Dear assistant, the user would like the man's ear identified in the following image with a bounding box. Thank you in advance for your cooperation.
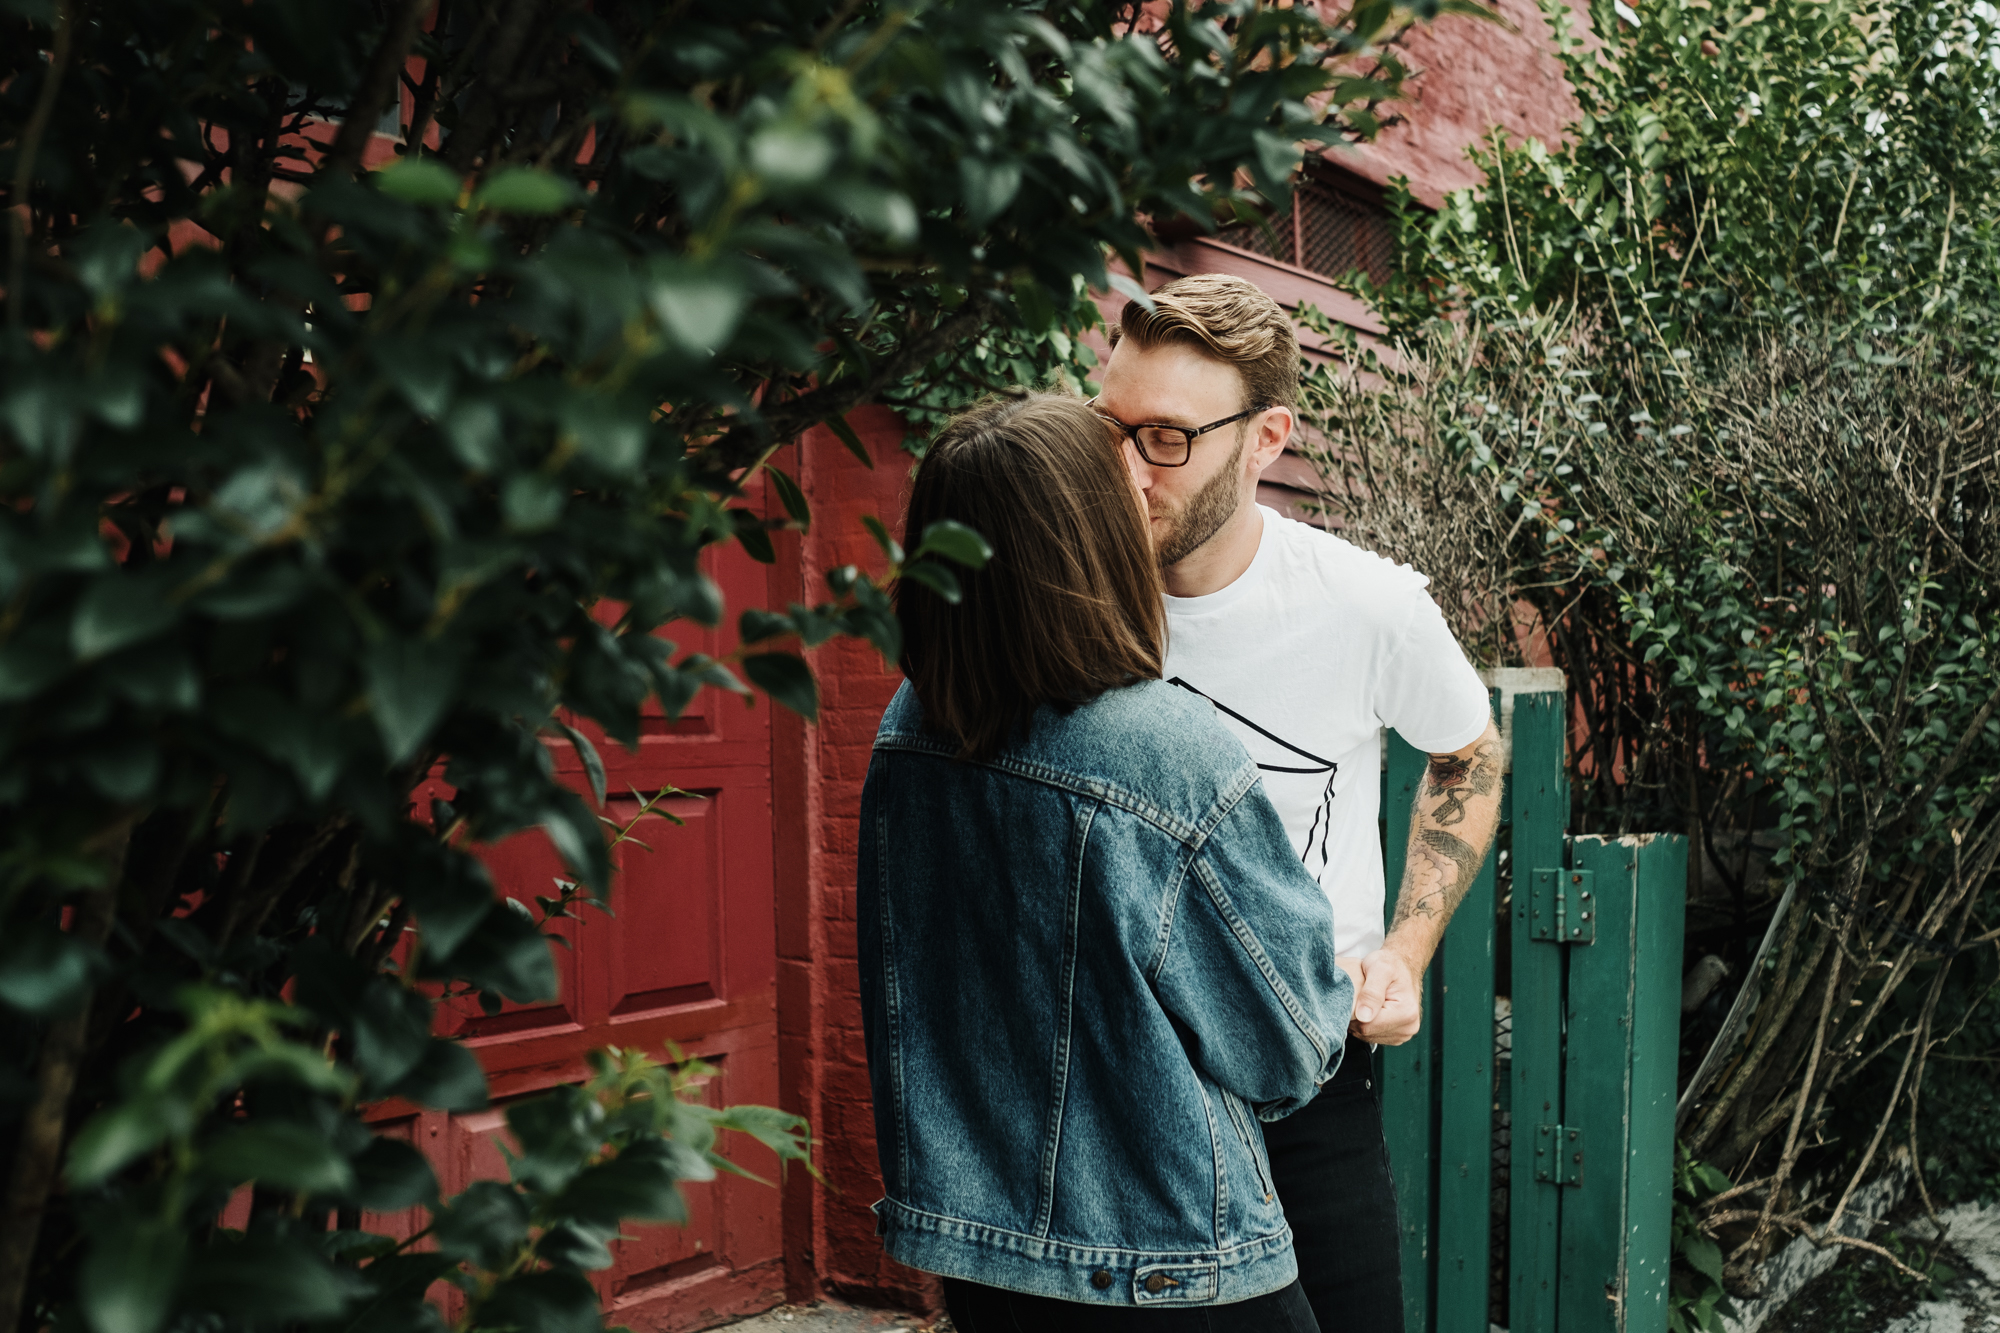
[1248,406,1293,471]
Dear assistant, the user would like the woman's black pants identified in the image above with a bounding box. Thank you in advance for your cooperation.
[1260,1035,1405,1333]
[941,1278,1318,1332]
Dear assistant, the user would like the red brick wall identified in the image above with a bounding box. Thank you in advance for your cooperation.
[771,408,938,1314]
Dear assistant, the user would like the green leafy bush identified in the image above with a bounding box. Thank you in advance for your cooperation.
[0,0,1453,1327]
[1301,0,2000,1299]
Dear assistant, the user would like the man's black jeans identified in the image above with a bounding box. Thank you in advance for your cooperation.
[941,1278,1319,1332]
[1261,1035,1405,1333]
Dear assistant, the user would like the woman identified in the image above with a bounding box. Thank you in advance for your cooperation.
[858,391,1354,1332]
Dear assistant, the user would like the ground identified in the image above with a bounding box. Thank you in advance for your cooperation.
[1759,1203,2000,1333]
[715,1301,946,1333]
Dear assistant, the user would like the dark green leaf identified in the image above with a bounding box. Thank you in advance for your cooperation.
[433,1180,530,1269]
[738,609,792,644]
[386,1039,490,1113]
[349,1135,441,1211]
[473,168,580,214]
[822,413,874,469]
[78,1217,185,1333]
[647,259,749,354]
[708,1103,814,1170]
[98,646,200,711]
[538,788,613,897]
[331,1254,456,1333]
[349,977,438,1090]
[366,638,464,764]
[548,1150,683,1229]
[860,515,903,564]
[474,1271,601,1333]
[502,473,566,531]
[436,898,558,1002]
[744,652,818,722]
[555,719,607,807]
[505,1086,602,1194]
[444,399,504,471]
[734,521,776,564]
[0,623,72,701]
[197,1121,357,1195]
[78,735,162,803]
[67,1099,172,1188]
[915,519,994,569]
[180,1233,360,1324]
[535,1221,616,1271]
[374,158,462,206]
[896,559,962,604]
[959,156,1023,225]
[73,573,179,660]
[765,465,810,529]
[0,922,108,1015]
[1683,1234,1723,1283]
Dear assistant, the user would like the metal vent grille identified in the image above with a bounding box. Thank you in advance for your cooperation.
[1298,182,1394,285]
[1216,214,1292,264]
[1213,180,1394,286]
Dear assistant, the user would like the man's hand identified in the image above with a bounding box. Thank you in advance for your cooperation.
[1349,946,1424,1045]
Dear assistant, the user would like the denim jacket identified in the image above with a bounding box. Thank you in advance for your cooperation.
[858,679,1354,1307]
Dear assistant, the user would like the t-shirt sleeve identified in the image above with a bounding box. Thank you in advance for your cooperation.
[1375,588,1492,754]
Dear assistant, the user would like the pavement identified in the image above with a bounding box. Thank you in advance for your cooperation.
[713,1300,944,1333]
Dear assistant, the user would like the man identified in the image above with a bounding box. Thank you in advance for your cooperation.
[1091,272,1504,1332]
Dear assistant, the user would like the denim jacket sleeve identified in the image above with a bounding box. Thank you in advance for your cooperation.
[1150,781,1355,1120]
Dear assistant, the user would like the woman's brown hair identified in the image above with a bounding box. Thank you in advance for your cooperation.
[896,392,1165,761]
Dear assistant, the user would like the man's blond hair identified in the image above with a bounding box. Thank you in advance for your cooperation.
[1108,273,1300,412]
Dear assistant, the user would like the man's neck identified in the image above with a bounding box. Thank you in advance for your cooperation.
[1162,500,1265,599]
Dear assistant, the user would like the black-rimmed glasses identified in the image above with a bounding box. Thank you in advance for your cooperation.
[1087,397,1269,468]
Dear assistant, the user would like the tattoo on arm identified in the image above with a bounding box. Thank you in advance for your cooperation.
[1423,740,1500,828]
[1394,829,1484,926]
[1391,737,1504,934]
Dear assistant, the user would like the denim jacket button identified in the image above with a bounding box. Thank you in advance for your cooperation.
[1090,1270,1113,1291]
[1144,1273,1167,1294]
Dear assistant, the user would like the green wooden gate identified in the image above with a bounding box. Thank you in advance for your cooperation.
[1376,687,1687,1333]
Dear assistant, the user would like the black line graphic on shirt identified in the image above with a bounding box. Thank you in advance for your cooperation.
[1167,677,1339,873]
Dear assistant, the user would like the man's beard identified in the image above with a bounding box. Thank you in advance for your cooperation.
[1155,432,1245,569]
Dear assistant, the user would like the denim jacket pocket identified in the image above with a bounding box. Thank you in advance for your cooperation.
[1220,1091,1275,1203]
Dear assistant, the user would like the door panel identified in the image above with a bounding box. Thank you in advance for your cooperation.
[405,541,783,1330]
[441,830,586,1042]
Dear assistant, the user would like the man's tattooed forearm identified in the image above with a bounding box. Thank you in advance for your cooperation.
[1393,829,1484,930]
[1424,740,1501,828]
[1418,827,1482,892]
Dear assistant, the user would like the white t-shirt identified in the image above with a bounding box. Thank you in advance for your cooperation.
[1163,507,1491,957]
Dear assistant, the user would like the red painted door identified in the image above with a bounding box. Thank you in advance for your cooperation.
[369,543,785,1332]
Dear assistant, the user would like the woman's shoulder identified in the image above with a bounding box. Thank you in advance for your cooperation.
[1019,681,1259,821]
[874,679,1259,834]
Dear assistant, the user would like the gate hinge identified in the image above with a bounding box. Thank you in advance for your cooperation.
[1528,868,1596,944]
[1534,1123,1585,1186]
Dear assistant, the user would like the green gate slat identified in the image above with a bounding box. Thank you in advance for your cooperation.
[1434,690,1499,1333]
[1558,835,1635,1333]
[1381,728,1438,1333]
[1627,836,1688,1333]
[1507,693,1568,1333]
[1559,836,1685,1332]
[1435,816,1497,1333]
